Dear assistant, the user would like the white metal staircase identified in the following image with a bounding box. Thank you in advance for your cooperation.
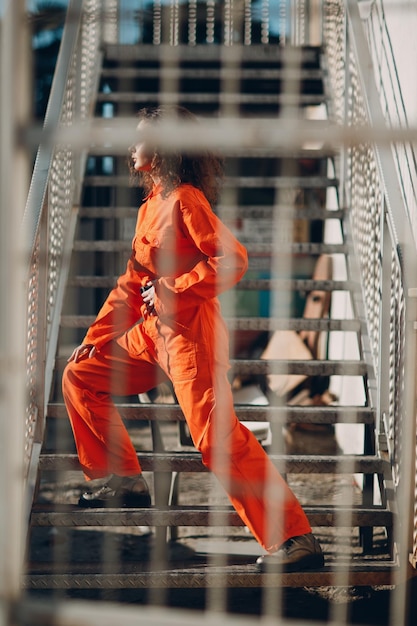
[24,33,400,596]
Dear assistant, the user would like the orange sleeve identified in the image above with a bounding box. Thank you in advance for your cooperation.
[83,255,150,349]
[154,194,248,319]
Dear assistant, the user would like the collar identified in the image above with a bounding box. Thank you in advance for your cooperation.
[144,182,163,201]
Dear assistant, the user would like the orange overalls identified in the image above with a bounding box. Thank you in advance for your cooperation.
[62,182,311,552]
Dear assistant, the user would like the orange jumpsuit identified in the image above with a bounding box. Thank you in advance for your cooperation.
[62,182,311,552]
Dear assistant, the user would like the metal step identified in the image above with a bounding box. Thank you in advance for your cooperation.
[67,276,354,292]
[82,174,338,189]
[101,66,325,81]
[71,239,346,256]
[225,318,361,333]
[30,504,393,529]
[231,359,367,377]
[103,43,324,65]
[96,92,325,106]
[23,563,397,590]
[38,453,389,475]
[218,206,345,220]
[52,352,366,377]
[47,402,376,425]
[78,205,345,221]
[87,143,336,158]
[60,315,360,332]
[58,316,362,333]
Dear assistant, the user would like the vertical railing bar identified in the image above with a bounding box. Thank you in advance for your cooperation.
[309,0,322,45]
[153,0,162,45]
[206,0,215,44]
[224,0,232,46]
[243,0,251,45]
[188,0,197,45]
[0,0,31,615]
[170,0,179,46]
[377,211,392,460]
[102,0,118,44]
[408,288,417,571]
[261,0,269,45]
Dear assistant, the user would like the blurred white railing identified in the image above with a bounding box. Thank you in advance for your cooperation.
[2,0,416,624]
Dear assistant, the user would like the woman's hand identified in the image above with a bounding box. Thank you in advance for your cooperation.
[68,344,97,363]
[140,281,156,315]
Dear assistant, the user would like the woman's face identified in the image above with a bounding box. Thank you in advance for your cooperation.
[130,121,153,172]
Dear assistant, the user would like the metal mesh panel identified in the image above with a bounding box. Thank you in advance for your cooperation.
[24,0,103,478]
[25,234,42,472]
[322,0,345,125]
[362,0,417,243]
[387,250,405,488]
[323,0,417,580]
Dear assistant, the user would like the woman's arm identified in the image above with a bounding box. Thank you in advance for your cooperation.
[83,255,150,349]
[154,195,248,318]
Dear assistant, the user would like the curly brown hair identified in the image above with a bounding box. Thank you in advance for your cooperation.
[128,106,224,207]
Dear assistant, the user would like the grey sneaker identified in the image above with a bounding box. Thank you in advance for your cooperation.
[256,533,324,573]
[78,474,151,508]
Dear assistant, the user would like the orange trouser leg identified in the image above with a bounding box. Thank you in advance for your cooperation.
[173,368,312,553]
[62,329,311,552]
[62,340,161,480]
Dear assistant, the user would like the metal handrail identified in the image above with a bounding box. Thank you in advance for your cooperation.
[23,0,83,260]
[23,0,102,505]
[360,0,417,242]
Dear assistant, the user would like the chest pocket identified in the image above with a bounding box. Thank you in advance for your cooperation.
[137,229,176,276]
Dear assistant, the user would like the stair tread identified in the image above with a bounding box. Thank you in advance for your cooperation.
[38,452,389,474]
[96,92,325,104]
[72,240,346,255]
[83,174,338,188]
[67,276,355,291]
[78,206,345,220]
[47,402,376,424]
[52,352,367,376]
[88,145,336,157]
[22,564,396,589]
[30,504,393,527]
[58,317,362,332]
[101,67,324,80]
[103,43,323,64]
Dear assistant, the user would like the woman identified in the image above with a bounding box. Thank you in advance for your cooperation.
[62,105,324,572]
